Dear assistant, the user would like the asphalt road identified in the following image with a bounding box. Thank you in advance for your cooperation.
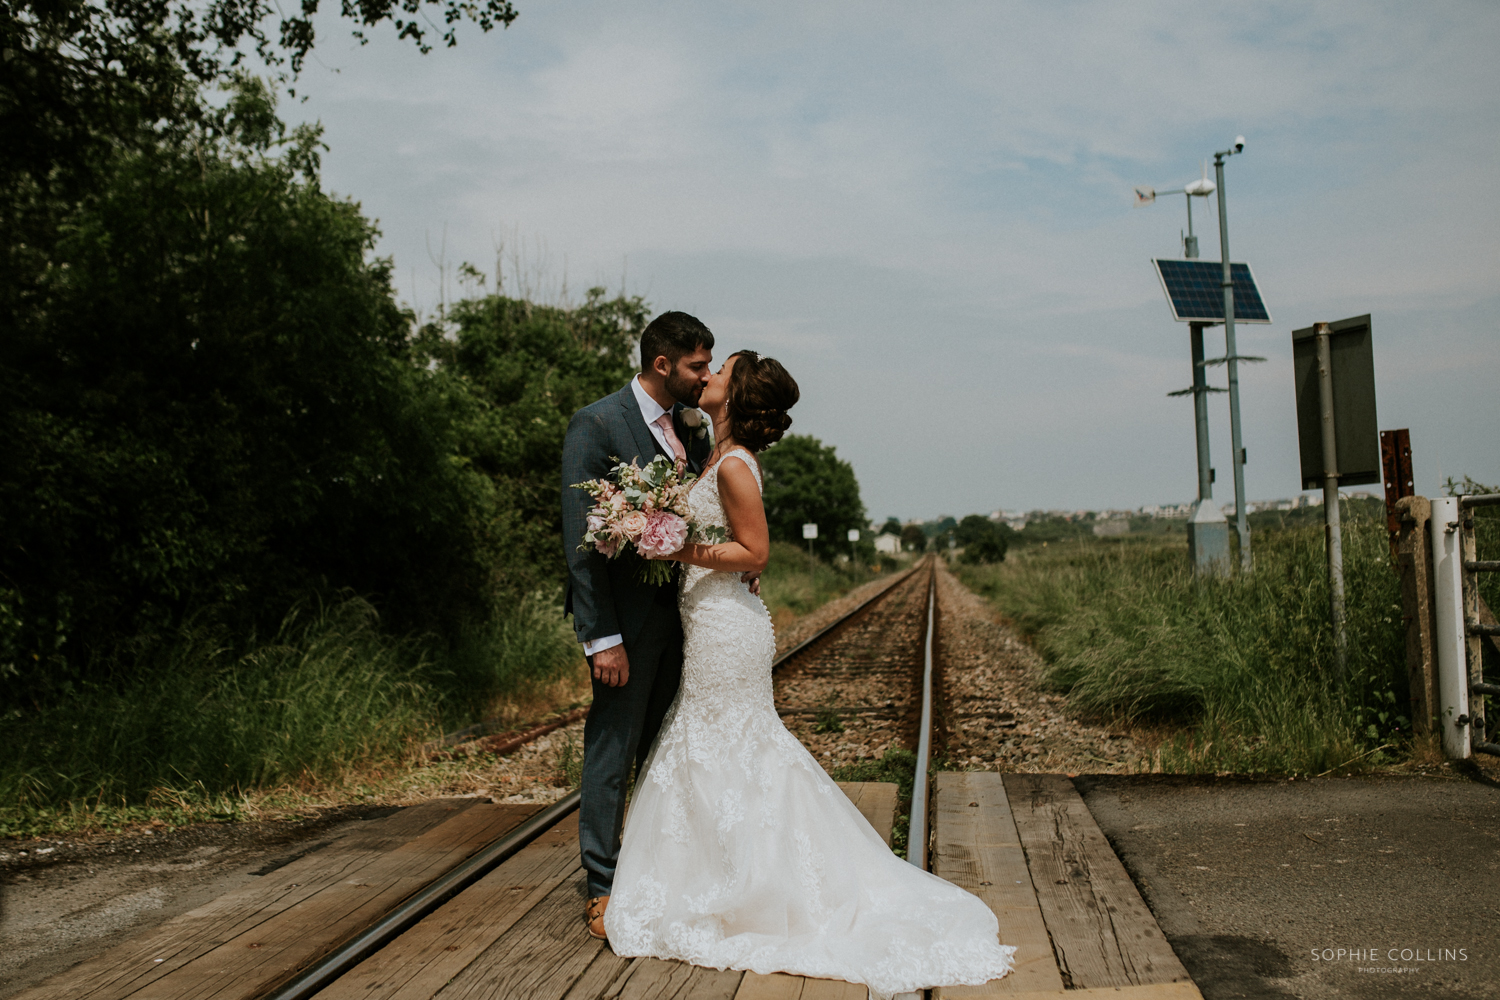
[1078,771,1500,1000]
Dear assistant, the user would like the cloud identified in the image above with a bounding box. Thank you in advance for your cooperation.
[288,0,1500,515]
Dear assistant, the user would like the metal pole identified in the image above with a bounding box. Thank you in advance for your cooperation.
[1190,322,1212,502]
[1184,194,1198,258]
[1214,152,1251,571]
[907,566,936,870]
[1315,323,1346,683]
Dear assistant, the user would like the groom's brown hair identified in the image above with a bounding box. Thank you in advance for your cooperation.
[640,311,714,372]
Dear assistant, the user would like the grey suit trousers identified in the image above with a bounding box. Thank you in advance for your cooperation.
[578,591,682,898]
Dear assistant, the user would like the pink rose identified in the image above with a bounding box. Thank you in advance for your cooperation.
[595,536,619,559]
[586,514,606,534]
[637,510,689,558]
[619,510,650,539]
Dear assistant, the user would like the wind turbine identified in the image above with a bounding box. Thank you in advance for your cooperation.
[1134,161,1216,258]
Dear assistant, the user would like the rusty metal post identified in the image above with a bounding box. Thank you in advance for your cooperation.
[1381,429,1413,559]
[1315,323,1347,682]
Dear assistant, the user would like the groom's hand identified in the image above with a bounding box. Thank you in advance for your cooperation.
[741,571,761,596]
[592,645,630,687]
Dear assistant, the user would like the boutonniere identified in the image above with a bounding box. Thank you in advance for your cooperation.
[679,407,710,442]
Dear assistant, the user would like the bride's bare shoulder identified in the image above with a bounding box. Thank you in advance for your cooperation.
[718,449,762,479]
[716,451,763,496]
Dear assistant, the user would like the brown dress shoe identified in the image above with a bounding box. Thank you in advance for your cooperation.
[586,895,610,941]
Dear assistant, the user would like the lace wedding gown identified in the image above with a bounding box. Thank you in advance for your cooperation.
[604,449,1015,999]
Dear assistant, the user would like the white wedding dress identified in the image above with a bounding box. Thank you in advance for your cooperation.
[604,449,1015,999]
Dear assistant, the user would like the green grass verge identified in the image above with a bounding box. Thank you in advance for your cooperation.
[0,594,580,838]
[759,540,893,622]
[955,505,1409,776]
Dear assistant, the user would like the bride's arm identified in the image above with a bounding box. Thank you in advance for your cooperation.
[665,457,769,573]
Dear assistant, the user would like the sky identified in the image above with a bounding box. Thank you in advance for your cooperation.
[281,0,1500,521]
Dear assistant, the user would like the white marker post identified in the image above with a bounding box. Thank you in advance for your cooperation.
[803,523,818,589]
[1431,496,1470,758]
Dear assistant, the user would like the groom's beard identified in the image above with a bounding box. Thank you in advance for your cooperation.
[666,370,705,407]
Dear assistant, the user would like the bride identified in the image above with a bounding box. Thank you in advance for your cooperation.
[603,351,1015,999]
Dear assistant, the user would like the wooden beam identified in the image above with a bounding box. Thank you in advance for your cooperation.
[733,973,805,1000]
[1397,496,1439,733]
[429,871,613,1000]
[930,772,1062,997]
[835,781,898,847]
[10,799,522,1000]
[317,814,585,999]
[1002,775,1190,991]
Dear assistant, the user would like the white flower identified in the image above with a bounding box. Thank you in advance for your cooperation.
[679,408,703,428]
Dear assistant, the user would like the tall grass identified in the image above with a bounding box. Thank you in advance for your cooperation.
[759,540,891,623]
[955,505,1406,775]
[0,594,580,836]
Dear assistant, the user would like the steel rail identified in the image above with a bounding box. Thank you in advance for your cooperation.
[262,790,581,1000]
[771,559,927,672]
[906,563,937,870]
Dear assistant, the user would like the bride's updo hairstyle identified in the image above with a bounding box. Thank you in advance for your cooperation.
[726,350,799,453]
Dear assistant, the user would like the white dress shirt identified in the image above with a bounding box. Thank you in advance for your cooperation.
[581,376,674,657]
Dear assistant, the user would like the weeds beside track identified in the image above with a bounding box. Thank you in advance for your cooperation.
[956,509,1407,775]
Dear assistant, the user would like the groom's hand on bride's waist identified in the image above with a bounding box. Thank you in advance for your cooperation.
[741,572,761,596]
[592,645,629,687]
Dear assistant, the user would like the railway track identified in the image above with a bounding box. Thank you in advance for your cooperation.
[253,558,944,1000]
[19,554,1204,1000]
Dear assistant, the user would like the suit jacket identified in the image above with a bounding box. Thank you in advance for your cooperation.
[561,381,713,646]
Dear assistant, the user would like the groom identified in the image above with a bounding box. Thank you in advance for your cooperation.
[562,310,716,941]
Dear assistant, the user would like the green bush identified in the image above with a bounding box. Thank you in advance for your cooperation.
[2,80,501,702]
[956,505,1406,775]
[957,514,1010,564]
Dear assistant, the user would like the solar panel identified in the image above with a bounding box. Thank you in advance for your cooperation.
[1152,259,1272,324]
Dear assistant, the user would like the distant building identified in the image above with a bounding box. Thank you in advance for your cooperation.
[874,534,901,556]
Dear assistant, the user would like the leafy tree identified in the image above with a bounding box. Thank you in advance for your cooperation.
[412,287,647,593]
[900,524,928,553]
[956,514,1010,564]
[760,435,867,549]
[3,0,520,355]
[0,80,496,701]
[880,517,902,536]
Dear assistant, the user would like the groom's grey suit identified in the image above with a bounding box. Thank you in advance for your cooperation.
[562,381,711,898]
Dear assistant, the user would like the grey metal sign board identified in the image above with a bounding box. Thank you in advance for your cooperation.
[1292,315,1380,490]
[1152,259,1272,324]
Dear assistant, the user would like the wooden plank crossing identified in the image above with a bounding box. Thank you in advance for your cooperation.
[11,798,538,1000]
[1001,775,1191,992]
[929,772,1064,997]
[18,774,1202,1000]
[931,773,1198,1000]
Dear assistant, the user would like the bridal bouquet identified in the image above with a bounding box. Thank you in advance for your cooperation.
[573,455,725,585]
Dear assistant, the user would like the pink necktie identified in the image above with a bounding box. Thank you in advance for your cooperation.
[655,413,687,470]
